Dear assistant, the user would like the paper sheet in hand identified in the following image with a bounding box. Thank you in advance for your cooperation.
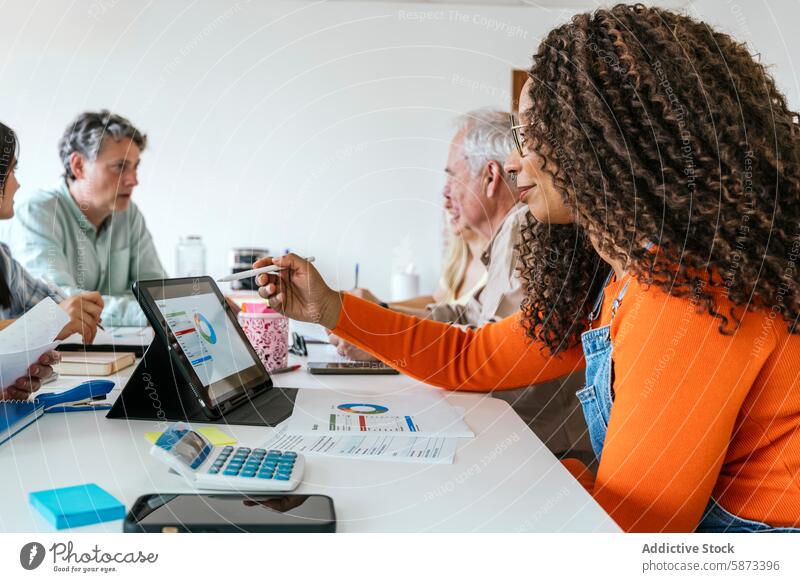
[288,390,473,437]
[263,428,462,464]
[0,298,67,352]
[0,298,68,387]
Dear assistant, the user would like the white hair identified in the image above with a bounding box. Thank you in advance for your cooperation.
[454,108,514,177]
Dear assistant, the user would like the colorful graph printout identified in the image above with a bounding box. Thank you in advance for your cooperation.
[337,403,389,415]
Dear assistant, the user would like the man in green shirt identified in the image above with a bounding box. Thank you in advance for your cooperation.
[10,110,166,326]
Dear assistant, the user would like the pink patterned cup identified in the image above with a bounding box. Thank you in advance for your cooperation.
[237,305,289,372]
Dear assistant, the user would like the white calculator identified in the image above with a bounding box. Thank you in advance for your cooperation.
[150,422,305,492]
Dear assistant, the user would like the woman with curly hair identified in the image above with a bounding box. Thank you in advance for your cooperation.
[254,4,799,532]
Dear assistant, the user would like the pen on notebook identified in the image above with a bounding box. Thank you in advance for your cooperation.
[354,263,359,288]
[216,256,316,283]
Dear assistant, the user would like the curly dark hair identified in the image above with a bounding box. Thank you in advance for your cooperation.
[0,121,18,310]
[517,3,800,353]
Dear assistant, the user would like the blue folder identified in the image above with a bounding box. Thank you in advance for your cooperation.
[0,401,46,445]
[0,380,114,445]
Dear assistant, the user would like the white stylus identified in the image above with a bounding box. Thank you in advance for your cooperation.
[216,256,316,283]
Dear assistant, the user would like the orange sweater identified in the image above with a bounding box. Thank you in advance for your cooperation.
[332,277,800,532]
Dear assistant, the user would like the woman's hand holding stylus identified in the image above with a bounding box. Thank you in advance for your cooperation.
[254,254,343,329]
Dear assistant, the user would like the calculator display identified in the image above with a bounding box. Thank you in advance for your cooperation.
[171,431,206,465]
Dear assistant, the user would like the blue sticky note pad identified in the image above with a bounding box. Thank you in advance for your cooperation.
[29,484,125,530]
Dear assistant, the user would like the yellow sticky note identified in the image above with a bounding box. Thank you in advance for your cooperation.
[143,428,237,446]
[197,427,237,446]
[144,431,161,444]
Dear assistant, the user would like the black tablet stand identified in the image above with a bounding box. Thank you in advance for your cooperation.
[106,333,297,427]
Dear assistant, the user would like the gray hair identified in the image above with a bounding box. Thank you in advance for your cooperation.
[454,108,514,177]
[59,110,147,180]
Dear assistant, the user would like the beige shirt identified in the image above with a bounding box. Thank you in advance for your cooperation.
[427,204,528,327]
[428,205,591,460]
[447,270,488,306]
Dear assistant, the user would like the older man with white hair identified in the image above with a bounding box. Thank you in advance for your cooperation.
[331,109,591,462]
[428,108,527,325]
[339,109,525,327]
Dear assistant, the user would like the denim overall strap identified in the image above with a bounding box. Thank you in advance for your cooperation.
[587,270,615,329]
[575,275,632,460]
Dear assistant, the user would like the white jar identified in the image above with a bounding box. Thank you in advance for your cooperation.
[391,272,420,301]
[176,235,206,277]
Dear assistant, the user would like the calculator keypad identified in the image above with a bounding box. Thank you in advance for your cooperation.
[208,447,297,480]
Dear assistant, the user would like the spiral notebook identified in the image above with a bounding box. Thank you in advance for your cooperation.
[0,380,115,446]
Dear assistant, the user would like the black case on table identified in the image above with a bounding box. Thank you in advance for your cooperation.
[106,332,297,426]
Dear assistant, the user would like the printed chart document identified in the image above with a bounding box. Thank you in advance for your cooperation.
[262,428,464,464]
[287,390,474,438]
[0,298,68,387]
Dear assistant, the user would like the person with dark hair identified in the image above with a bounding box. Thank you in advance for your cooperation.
[9,110,166,326]
[250,5,800,532]
[0,121,104,400]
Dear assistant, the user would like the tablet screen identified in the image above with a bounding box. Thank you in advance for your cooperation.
[155,293,253,386]
[137,278,270,409]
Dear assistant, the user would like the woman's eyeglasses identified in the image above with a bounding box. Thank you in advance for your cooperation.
[509,113,527,156]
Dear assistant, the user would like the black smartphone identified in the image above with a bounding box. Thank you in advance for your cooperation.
[124,493,336,533]
[307,362,400,375]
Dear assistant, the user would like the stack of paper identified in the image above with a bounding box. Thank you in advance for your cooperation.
[0,298,69,388]
[269,390,473,465]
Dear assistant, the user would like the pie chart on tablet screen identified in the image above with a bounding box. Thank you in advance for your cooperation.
[194,312,217,344]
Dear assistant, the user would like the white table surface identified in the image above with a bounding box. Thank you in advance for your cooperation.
[1,344,620,532]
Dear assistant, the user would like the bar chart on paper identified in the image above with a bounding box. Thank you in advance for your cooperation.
[327,405,419,433]
[288,391,474,437]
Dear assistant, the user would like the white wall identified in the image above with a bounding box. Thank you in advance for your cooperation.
[1,0,798,297]
[0,0,577,297]
[689,0,800,110]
